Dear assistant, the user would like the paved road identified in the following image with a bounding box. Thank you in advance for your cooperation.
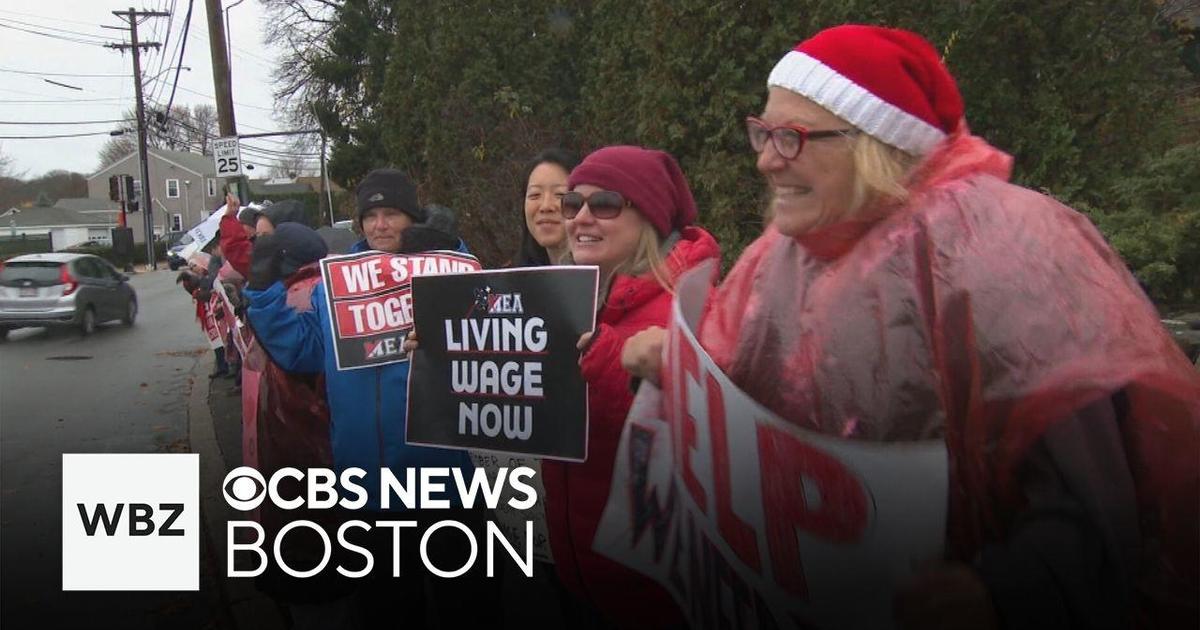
[0,269,230,630]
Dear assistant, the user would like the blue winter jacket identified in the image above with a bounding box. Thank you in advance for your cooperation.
[245,239,473,510]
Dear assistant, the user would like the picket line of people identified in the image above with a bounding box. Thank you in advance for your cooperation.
[172,22,1198,630]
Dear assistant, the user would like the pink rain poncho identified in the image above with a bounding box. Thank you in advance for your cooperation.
[699,131,1199,621]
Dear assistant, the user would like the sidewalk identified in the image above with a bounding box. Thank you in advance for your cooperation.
[190,361,288,630]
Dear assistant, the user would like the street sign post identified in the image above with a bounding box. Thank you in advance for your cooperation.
[212,136,243,177]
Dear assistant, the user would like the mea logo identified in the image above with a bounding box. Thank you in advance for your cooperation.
[469,285,524,317]
[364,336,402,359]
[62,454,199,591]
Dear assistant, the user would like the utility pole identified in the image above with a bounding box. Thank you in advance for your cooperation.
[320,134,334,226]
[204,0,236,137]
[107,7,169,271]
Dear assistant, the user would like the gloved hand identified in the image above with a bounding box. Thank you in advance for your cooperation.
[248,232,286,291]
[221,281,244,312]
[398,205,460,254]
[398,225,459,253]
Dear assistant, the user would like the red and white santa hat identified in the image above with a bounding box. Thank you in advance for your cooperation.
[768,25,964,156]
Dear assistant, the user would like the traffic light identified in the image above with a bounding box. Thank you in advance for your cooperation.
[124,176,139,212]
[108,175,121,202]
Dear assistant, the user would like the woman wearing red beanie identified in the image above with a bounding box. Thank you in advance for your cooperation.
[623,24,1198,629]
[540,145,720,628]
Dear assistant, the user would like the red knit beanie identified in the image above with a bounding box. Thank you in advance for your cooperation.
[768,24,964,155]
[567,145,698,237]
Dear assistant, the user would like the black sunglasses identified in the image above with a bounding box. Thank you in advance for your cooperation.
[560,190,630,220]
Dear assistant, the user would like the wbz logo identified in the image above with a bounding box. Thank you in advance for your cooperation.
[364,335,403,359]
[62,454,199,591]
[76,502,185,537]
[470,285,524,316]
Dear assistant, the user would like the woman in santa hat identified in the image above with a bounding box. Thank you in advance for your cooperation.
[623,24,1198,629]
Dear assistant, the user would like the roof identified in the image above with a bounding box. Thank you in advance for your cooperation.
[295,176,343,192]
[249,179,313,196]
[154,147,216,176]
[53,197,119,212]
[5,252,90,263]
[0,206,115,228]
[89,147,216,179]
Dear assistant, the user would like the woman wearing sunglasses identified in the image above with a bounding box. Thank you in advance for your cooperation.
[514,148,578,267]
[622,25,1198,628]
[540,145,720,628]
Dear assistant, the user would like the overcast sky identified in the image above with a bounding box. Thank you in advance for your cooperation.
[0,0,298,178]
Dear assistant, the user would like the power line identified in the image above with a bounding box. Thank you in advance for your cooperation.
[43,79,83,91]
[0,87,126,100]
[167,84,276,112]
[0,8,98,28]
[0,131,119,140]
[0,17,114,41]
[240,142,322,157]
[145,1,173,105]
[0,97,128,104]
[187,24,275,68]
[0,119,134,125]
[0,67,127,78]
[0,21,116,46]
[161,0,194,120]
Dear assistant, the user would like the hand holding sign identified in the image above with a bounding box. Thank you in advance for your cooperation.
[593,262,949,630]
[620,326,666,385]
[248,233,286,291]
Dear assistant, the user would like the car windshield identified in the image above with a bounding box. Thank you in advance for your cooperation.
[0,262,63,285]
[178,233,194,246]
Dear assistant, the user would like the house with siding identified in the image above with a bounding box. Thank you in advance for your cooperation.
[86,147,223,244]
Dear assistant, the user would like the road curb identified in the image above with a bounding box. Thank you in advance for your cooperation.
[187,357,287,630]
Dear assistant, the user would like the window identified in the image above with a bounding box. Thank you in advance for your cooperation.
[74,258,103,279]
[166,179,180,198]
[98,258,122,279]
[171,213,183,232]
[206,178,216,197]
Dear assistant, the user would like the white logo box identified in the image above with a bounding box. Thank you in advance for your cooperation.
[62,454,199,591]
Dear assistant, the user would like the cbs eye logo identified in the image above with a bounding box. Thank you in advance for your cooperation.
[222,467,266,511]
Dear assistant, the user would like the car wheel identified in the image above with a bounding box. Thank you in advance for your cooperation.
[0,327,8,341]
[122,298,138,326]
[80,306,97,336]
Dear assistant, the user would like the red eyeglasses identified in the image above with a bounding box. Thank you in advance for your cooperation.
[745,116,857,159]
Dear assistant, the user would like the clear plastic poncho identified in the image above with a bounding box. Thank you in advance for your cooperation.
[699,131,1200,621]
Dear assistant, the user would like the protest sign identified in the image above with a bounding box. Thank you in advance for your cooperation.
[176,205,254,263]
[202,302,223,350]
[592,262,948,630]
[407,266,598,461]
[319,250,481,370]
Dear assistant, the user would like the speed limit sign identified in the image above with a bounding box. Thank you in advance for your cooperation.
[212,136,243,177]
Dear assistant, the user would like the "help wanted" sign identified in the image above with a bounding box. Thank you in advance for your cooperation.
[319,250,481,370]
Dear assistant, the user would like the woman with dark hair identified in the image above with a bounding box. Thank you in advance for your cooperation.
[513,148,578,267]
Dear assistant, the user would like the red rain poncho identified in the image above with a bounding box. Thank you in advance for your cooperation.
[699,131,1199,621]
